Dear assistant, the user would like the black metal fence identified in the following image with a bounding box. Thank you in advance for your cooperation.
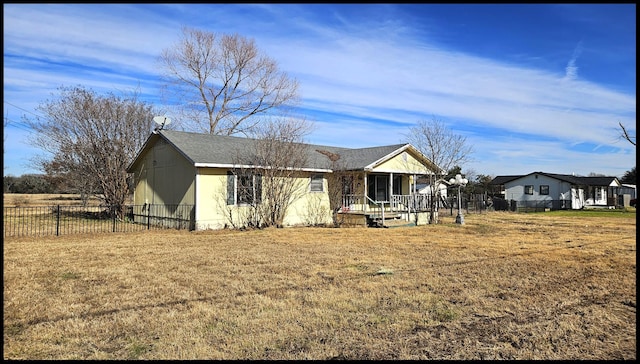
[3,204,195,238]
[444,194,497,215]
[443,194,575,213]
[6,196,566,238]
[490,197,573,212]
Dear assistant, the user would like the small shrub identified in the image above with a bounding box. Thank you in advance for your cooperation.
[128,341,151,359]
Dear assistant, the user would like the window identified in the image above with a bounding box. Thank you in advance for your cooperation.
[310,174,324,192]
[238,175,254,204]
[341,175,354,195]
[393,175,402,195]
[227,171,262,205]
[367,175,389,201]
[540,185,549,195]
[524,185,534,195]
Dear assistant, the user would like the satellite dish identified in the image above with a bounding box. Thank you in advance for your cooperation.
[153,116,171,131]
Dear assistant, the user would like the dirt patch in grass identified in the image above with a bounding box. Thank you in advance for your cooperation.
[3,211,636,359]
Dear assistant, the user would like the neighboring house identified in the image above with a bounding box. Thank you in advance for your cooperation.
[415,182,449,208]
[490,172,623,210]
[619,184,636,207]
[126,130,443,230]
[415,182,448,198]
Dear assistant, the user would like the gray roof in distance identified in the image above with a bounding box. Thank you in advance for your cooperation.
[490,171,619,187]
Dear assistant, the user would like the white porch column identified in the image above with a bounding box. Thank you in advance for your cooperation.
[363,173,368,212]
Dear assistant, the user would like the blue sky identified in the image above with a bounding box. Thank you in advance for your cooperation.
[3,4,636,179]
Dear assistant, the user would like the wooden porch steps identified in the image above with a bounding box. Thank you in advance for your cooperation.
[337,211,420,228]
[378,219,416,228]
[366,213,412,228]
[367,213,402,220]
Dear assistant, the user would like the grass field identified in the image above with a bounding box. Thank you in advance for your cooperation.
[3,193,106,207]
[3,207,636,359]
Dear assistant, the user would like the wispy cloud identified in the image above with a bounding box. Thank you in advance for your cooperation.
[563,41,584,82]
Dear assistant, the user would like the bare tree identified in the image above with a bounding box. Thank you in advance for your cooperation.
[315,149,361,227]
[24,86,156,216]
[618,122,636,146]
[243,115,314,228]
[404,117,474,224]
[159,27,300,136]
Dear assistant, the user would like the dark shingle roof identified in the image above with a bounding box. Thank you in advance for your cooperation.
[489,175,522,185]
[490,172,619,187]
[134,130,417,172]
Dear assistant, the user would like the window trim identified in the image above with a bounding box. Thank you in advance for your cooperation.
[539,185,549,195]
[310,173,324,192]
[341,175,354,195]
[237,174,255,205]
[228,171,262,205]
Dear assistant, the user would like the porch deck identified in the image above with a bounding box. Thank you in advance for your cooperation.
[337,194,441,227]
[337,210,409,228]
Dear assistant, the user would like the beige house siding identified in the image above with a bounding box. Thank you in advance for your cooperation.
[131,138,196,206]
[194,168,229,230]
[370,151,432,174]
[194,169,333,230]
[283,174,333,227]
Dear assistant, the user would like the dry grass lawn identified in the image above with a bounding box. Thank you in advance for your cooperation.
[3,210,636,359]
[3,193,105,207]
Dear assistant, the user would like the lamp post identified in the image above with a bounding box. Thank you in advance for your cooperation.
[449,174,468,224]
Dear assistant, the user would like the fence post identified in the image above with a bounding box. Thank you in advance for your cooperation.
[147,205,151,230]
[56,205,60,236]
[112,208,116,232]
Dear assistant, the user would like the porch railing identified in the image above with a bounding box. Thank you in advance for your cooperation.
[341,194,433,214]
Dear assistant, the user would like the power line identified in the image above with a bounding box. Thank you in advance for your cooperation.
[4,117,33,132]
[3,100,40,133]
[3,100,43,118]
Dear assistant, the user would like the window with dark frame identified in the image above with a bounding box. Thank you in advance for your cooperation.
[237,174,254,204]
[310,174,324,192]
[393,175,402,195]
[341,175,354,195]
[229,171,262,205]
[524,185,534,195]
[540,185,549,195]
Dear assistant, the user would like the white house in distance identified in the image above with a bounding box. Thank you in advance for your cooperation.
[126,130,443,230]
[490,172,624,210]
[619,184,636,206]
[415,182,449,208]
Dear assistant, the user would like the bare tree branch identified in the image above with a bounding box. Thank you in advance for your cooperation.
[159,27,300,135]
[24,86,155,214]
[229,115,314,228]
[619,122,636,146]
[404,117,474,224]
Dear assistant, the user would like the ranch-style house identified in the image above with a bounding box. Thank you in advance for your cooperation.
[126,130,444,230]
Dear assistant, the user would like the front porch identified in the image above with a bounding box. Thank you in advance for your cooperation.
[337,193,443,227]
[332,167,445,227]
